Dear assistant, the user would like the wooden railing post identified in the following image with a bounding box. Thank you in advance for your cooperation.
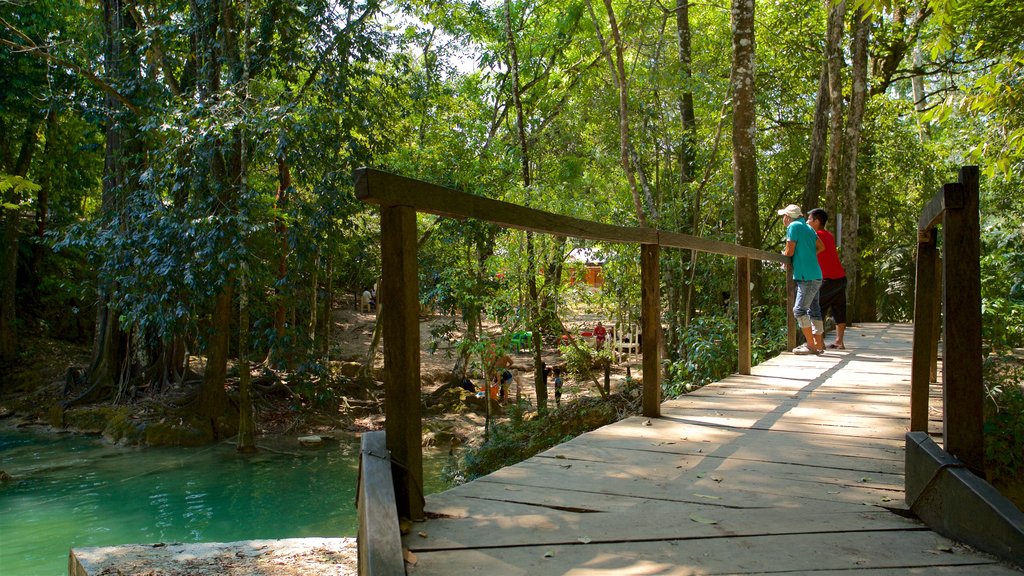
[941,166,983,475]
[737,257,752,375]
[930,253,941,383]
[641,243,661,417]
[910,227,938,432]
[380,204,424,521]
[785,263,796,350]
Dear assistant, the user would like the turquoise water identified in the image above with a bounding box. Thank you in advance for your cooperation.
[0,427,449,576]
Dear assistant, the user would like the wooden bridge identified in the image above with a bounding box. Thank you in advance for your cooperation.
[398,323,1018,575]
[356,166,1023,574]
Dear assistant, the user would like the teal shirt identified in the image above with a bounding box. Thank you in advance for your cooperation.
[787,218,822,281]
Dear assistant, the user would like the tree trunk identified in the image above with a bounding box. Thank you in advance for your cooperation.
[840,7,869,321]
[676,0,697,185]
[823,0,846,224]
[730,0,761,301]
[237,266,256,453]
[271,156,291,365]
[200,283,233,424]
[600,0,646,226]
[87,0,141,392]
[803,62,829,210]
[505,0,547,411]
[0,115,42,365]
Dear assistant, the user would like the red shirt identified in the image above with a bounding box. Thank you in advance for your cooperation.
[594,324,607,341]
[816,229,845,279]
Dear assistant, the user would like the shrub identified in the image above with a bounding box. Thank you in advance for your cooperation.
[983,354,1024,507]
[442,393,639,485]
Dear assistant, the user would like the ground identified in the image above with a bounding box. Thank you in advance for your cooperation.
[0,305,637,451]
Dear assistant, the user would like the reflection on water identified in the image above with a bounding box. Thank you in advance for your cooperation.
[0,427,450,576]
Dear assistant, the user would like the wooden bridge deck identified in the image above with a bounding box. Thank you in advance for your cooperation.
[404,323,1020,575]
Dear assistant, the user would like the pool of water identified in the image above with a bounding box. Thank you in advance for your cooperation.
[0,427,450,576]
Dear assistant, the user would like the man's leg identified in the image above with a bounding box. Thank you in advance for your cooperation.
[793,280,822,353]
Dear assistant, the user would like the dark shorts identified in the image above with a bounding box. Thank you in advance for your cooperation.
[819,277,847,324]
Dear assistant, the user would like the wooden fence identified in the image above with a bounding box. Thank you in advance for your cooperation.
[354,167,793,523]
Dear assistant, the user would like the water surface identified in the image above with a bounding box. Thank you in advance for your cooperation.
[0,427,449,576]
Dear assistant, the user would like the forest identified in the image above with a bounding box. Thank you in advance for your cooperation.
[1,0,1022,474]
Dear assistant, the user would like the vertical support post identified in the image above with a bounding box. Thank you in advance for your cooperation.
[930,253,941,383]
[910,228,938,432]
[785,263,796,350]
[641,243,661,418]
[737,257,752,375]
[380,204,424,521]
[941,166,983,475]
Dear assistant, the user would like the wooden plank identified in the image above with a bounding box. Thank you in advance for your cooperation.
[659,230,787,263]
[941,166,984,474]
[919,181,957,231]
[410,496,917,551]
[911,228,938,431]
[405,531,1011,575]
[380,204,424,521]
[356,168,657,244]
[641,244,661,417]
[358,432,405,576]
[737,257,752,375]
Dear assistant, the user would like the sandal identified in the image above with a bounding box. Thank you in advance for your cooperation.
[827,343,845,350]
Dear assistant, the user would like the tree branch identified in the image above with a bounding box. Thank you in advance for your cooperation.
[0,20,142,116]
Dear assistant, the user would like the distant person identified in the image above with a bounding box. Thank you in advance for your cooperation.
[499,369,513,402]
[778,204,825,355]
[594,321,607,350]
[360,290,372,312]
[553,367,564,406]
[808,208,847,349]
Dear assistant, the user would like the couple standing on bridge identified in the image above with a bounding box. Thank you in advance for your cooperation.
[779,204,847,355]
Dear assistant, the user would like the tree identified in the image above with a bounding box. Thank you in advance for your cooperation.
[730,0,760,299]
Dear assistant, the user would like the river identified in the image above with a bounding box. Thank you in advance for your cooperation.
[0,426,450,576]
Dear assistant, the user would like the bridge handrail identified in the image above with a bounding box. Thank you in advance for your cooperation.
[355,168,789,264]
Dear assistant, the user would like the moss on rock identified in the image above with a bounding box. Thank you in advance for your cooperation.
[144,416,215,447]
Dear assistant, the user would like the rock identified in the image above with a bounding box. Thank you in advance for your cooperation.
[0,470,12,482]
[337,361,362,378]
[298,435,324,447]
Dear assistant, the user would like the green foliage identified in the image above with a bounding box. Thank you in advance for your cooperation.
[442,396,625,484]
[664,313,737,396]
[558,339,613,384]
[980,216,1024,349]
[983,355,1024,491]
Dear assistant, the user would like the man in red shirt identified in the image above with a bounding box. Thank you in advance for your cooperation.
[808,208,847,349]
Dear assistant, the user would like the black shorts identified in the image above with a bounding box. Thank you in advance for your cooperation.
[819,277,847,324]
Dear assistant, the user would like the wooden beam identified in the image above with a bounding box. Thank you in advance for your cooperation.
[380,204,424,521]
[356,168,786,263]
[658,230,787,263]
[941,166,983,475]
[910,228,938,432]
[919,181,966,232]
[641,244,661,418]
[357,168,657,244]
[737,257,752,375]
[357,431,405,575]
